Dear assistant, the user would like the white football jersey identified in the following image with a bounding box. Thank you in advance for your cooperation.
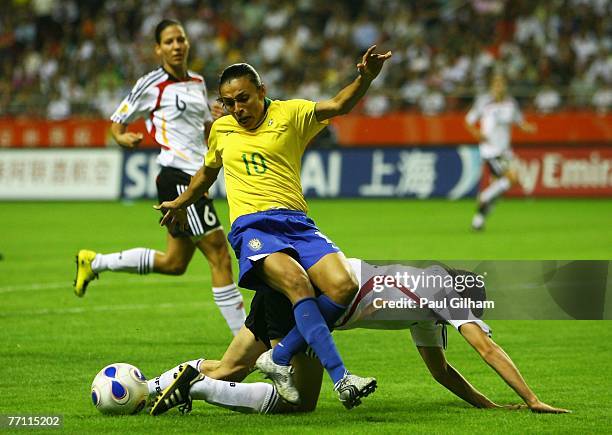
[336,259,490,335]
[110,67,213,175]
[465,94,523,159]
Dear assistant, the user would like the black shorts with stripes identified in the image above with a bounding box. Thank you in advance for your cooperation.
[156,166,222,238]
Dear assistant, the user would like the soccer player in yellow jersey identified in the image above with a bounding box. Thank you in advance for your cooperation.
[156,46,392,409]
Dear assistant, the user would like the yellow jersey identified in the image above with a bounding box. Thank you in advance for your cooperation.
[205,99,328,224]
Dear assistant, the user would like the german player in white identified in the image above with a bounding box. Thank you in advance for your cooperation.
[465,73,537,231]
[73,19,245,335]
[148,259,568,415]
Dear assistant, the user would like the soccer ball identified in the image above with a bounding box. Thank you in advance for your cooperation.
[91,363,149,415]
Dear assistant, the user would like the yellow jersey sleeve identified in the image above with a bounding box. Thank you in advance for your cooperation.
[281,99,328,149]
[204,121,223,168]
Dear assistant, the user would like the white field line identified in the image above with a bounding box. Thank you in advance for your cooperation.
[0,276,209,294]
[0,301,209,318]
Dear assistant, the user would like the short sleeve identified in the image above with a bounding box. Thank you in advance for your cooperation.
[110,76,158,125]
[204,123,223,168]
[283,99,328,147]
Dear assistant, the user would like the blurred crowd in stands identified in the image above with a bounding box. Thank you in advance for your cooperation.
[0,0,610,119]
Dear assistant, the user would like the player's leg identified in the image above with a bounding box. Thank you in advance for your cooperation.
[472,155,513,230]
[150,327,323,415]
[202,305,323,413]
[306,252,377,407]
[253,252,351,405]
[201,325,266,382]
[152,233,196,274]
[73,165,199,296]
[151,358,321,416]
[200,330,324,414]
[73,234,195,296]
[270,252,358,367]
[196,227,245,336]
[283,348,323,412]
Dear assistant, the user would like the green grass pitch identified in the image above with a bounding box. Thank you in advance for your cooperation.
[1,198,611,434]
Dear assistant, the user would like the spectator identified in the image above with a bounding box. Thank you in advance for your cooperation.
[591,80,611,113]
[534,81,562,113]
[0,0,609,118]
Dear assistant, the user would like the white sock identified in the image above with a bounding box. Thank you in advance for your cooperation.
[146,359,202,397]
[190,377,281,414]
[480,177,511,204]
[213,284,246,336]
[91,248,155,275]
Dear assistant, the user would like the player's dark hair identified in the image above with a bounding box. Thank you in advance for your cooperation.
[155,19,182,44]
[218,63,263,90]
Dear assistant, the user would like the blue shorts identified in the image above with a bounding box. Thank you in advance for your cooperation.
[227,210,340,291]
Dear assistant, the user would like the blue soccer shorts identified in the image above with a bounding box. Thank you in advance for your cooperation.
[227,209,340,290]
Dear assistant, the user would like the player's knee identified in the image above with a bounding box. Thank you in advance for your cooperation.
[283,271,314,301]
[154,256,188,275]
[295,400,317,413]
[164,261,188,275]
[325,273,359,305]
[505,170,518,184]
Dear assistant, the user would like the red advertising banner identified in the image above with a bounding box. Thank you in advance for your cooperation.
[484,147,612,197]
[0,119,154,148]
[329,111,612,146]
[0,112,610,147]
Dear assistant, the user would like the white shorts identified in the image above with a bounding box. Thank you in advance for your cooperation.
[410,320,492,348]
[409,321,445,347]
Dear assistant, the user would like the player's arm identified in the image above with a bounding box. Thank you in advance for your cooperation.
[314,45,392,122]
[464,119,486,142]
[155,165,220,228]
[459,322,570,413]
[110,122,144,149]
[417,346,502,409]
[518,119,537,134]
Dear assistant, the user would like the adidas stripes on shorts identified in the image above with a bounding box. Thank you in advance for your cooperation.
[156,166,222,239]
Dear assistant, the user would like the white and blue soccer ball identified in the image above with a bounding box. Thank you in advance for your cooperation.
[91,363,148,415]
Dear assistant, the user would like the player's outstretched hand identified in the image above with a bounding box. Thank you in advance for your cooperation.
[528,400,571,414]
[357,45,392,82]
[154,201,188,231]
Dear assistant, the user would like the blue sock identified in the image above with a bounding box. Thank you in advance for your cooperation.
[272,296,347,384]
[316,294,346,323]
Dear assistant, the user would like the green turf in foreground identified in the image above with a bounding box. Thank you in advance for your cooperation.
[0,199,610,434]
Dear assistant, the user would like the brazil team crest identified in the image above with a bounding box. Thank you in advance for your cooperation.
[248,238,263,251]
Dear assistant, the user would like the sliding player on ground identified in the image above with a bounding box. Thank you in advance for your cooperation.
[149,259,569,415]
